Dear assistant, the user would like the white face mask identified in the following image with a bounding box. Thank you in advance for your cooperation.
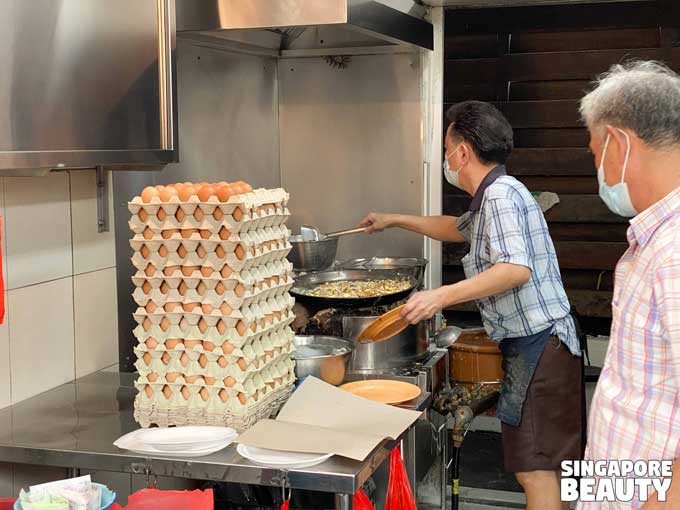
[443,144,463,189]
[597,128,638,218]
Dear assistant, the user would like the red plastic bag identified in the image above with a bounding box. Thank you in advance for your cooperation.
[385,445,416,510]
[353,489,374,510]
[110,488,213,510]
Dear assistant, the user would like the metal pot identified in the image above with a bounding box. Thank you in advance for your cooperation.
[292,335,353,385]
[288,235,338,272]
[342,315,429,371]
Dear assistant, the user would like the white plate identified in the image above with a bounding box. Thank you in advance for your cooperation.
[114,429,235,457]
[135,426,238,451]
[237,444,333,468]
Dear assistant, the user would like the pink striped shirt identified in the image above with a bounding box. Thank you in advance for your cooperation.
[578,186,680,509]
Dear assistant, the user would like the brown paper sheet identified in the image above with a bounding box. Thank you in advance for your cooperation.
[237,376,422,461]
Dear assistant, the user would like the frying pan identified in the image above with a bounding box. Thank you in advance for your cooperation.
[290,269,419,308]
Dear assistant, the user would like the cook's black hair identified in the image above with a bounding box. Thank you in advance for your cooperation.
[445,101,514,165]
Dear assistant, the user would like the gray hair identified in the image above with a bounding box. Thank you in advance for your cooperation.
[580,60,680,148]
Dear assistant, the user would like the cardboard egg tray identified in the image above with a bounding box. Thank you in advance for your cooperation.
[133,378,294,431]
[128,188,290,234]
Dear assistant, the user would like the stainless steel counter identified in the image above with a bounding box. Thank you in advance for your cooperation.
[0,371,431,510]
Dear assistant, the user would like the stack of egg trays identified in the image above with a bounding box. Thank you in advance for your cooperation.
[128,188,297,430]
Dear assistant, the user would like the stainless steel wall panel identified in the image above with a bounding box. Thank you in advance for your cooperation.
[279,53,423,260]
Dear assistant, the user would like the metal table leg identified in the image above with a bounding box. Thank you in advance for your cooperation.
[335,493,354,510]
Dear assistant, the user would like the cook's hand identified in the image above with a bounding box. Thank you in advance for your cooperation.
[358,212,394,234]
[401,288,448,324]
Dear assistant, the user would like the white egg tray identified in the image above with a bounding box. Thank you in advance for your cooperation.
[129,225,290,249]
[134,378,294,431]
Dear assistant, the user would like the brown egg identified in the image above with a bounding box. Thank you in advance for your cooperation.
[183,302,200,312]
[177,244,188,258]
[200,266,213,277]
[180,352,190,367]
[220,266,233,278]
[198,354,208,368]
[178,317,188,331]
[160,282,170,295]
[185,339,201,349]
[140,245,150,258]
[221,342,235,355]
[163,302,180,312]
[178,185,196,202]
[161,352,171,364]
[250,322,257,333]
[217,356,228,368]
[144,385,153,398]
[166,372,181,383]
[146,338,159,349]
[213,208,224,220]
[237,358,247,371]
[162,385,172,399]
[274,377,283,385]
[178,281,188,295]
[214,282,225,296]
[160,317,170,331]
[218,389,229,402]
[267,382,275,390]
[196,281,207,296]
[196,245,207,259]
[201,303,213,313]
[144,263,156,277]
[138,209,148,222]
[147,372,159,382]
[224,376,236,387]
[236,321,247,336]
[142,317,152,332]
[142,281,152,294]
[159,186,178,202]
[161,229,178,239]
[238,393,247,405]
[216,186,233,203]
[220,303,233,315]
[143,227,154,240]
[141,186,159,203]
[181,265,197,277]
[162,266,176,277]
[219,227,230,240]
[253,393,259,402]
[273,311,282,321]
[198,318,208,333]
[157,208,167,221]
[194,208,204,221]
[215,245,226,258]
[234,181,253,193]
[181,386,191,400]
[233,207,244,222]
[175,208,185,222]
[265,350,273,359]
[143,352,152,366]
[203,340,216,352]
[185,375,201,384]
[235,245,246,260]
[216,320,227,335]
[234,284,245,297]
[165,338,182,350]
[181,229,198,239]
[159,245,169,257]
[205,376,216,386]
[200,388,210,401]
[145,301,157,313]
[253,359,259,369]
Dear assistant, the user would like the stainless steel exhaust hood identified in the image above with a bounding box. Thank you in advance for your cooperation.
[176,0,433,52]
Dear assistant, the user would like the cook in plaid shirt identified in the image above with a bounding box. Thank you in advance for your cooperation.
[576,61,680,509]
[360,101,584,510]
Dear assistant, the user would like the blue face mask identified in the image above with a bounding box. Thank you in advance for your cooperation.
[443,144,463,189]
[598,129,638,218]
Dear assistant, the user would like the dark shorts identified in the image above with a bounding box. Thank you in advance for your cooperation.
[501,336,586,473]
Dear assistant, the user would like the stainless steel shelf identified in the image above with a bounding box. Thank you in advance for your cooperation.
[0,371,429,498]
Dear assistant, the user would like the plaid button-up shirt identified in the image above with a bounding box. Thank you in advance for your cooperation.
[578,186,680,510]
[456,167,580,354]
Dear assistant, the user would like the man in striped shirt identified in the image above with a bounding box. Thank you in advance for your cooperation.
[578,61,680,509]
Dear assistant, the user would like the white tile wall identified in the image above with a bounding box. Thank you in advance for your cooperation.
[8,278,75,404]
[74,268,118,378]
[70,170,116,275]
[4,174,72,290]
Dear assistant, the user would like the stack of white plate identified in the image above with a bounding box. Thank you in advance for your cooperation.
[114,426,237,457]
[237,444,333,468]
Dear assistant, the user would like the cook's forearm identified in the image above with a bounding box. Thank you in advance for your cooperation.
[391,214,465,242]
[440,263,531,306]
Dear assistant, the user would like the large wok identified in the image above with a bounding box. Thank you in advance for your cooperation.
[290,269,419,308]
